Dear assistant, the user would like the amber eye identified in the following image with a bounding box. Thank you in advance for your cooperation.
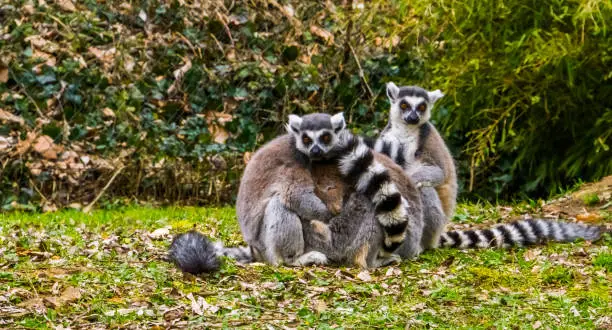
[319,133,332,145]
[302,135,312,145]
[400,102,408,110]
[417,103,427,112]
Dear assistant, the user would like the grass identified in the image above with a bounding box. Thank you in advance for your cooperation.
[0,203,610,329]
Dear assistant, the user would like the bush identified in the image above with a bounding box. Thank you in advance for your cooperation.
[0,0,610,209]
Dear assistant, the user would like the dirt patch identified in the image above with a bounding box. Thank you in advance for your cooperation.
[542,175,612,221]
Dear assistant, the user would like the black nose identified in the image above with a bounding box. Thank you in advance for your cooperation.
[404,113,420,124]
[310,145,322,156]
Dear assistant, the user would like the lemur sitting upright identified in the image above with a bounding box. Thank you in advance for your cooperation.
[370,83,605,253]
[362,82,456,254]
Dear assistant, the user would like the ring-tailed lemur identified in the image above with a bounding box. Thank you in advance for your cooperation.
[359,82,456,254]
[367,83,605,252]
[169,112,424,273]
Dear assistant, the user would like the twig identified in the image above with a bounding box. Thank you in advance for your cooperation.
[216,11,235,47]
[175,32,201,58]
[209,33,225,55]
[29,179,49,203]
[349,44,374,98]
[342,0,354,65]
[10,69,45,118]
[83,166,125,213]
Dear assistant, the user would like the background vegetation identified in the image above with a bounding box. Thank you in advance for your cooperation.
[1,0,611,210]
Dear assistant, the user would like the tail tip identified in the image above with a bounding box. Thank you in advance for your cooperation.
[168,230,221,275]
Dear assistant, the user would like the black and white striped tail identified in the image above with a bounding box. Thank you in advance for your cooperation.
[339,136,410,255]
[168,230,253,274]
[438,219,604,249]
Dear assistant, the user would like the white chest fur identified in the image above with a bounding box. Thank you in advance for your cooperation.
[380,126,420,168]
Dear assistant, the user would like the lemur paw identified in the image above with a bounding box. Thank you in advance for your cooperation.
[310,220,332,243]
[292,251,329,266]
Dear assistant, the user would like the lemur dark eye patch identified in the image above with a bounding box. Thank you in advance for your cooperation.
[400,102,409,110]
[319,133,332,144]
[417,103,427,112]
[302,135,312,145]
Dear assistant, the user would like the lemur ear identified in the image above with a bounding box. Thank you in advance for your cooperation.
[330,112,346,133]
[428,89,445,103]
[386,82,400,102]
[286,114,302,134]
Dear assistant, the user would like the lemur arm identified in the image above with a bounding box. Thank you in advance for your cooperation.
[280,186,334,222]
[408,163,445,187]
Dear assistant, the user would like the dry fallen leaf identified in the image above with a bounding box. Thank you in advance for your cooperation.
[23,4,36,14]
[33,135,63,160]
[167,59,192,95]
[385,267,402,277]
[356,270,372,282]
[107,297,124,304]
[56,0,76,12]
[0,136,11,150]
[0,108,25,125]
[310,25,334,44]
[313,299,327,313]
[42,202,58,213]
[203,112,233,144]
[0,67,8,83]
[523,248,541,262]
[89,47,117,65]
[33,50,57,67]
[102,107,116,118]
[148,226,171,239]
[17,298,46,314]
[243,151,252,165]
[576,212,602,223]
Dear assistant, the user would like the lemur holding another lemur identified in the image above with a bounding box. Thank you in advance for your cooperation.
[169,112,425,273]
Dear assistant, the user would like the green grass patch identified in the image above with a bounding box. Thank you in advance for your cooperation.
[0,204,610,329]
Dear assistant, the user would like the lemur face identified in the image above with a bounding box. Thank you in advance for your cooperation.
[287,112,347,161]
[386,82,444,127]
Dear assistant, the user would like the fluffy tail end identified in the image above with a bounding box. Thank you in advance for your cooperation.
[168,231,221,275]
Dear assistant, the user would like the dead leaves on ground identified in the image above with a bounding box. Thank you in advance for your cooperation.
[56,0,77,13]
[0,108,24,125]
[10,286,81,317]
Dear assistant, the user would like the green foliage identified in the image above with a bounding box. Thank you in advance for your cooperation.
[1,0,611,208]
[387,0,612,198]
[581,193,600,206]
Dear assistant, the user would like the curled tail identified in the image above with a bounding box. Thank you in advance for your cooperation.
[438,219,604,249]
[339,135,411,255]
[168,231,253,275]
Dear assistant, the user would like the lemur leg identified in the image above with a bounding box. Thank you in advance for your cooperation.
[436,182,457,219]
[419,186,448,249]
[371,254,402,268]
[262,195,305,266]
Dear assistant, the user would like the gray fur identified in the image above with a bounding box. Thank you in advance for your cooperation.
[168,231,222,274]
[261,195,306,265]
